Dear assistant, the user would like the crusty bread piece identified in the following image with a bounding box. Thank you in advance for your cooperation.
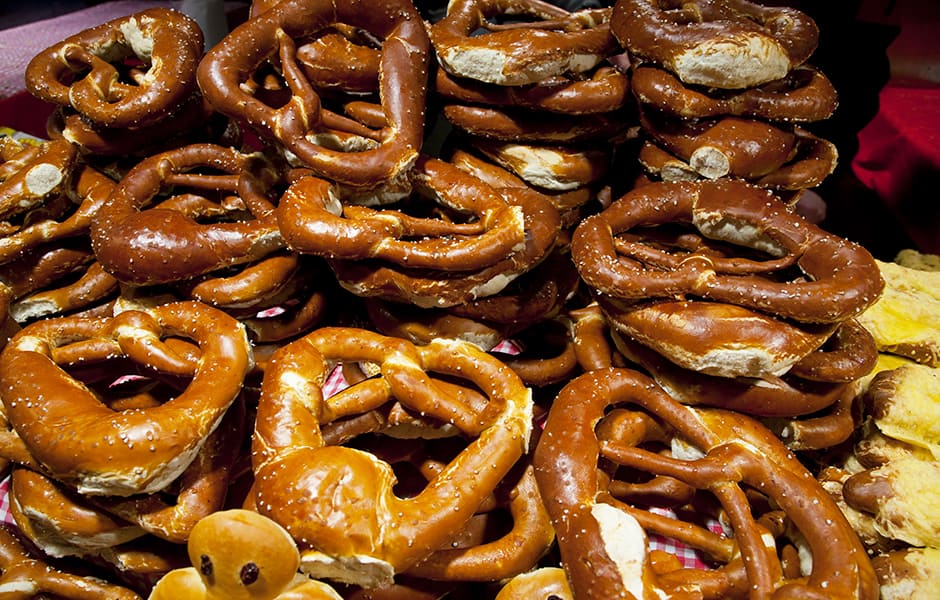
[856,260,940,366]
[866,362,940,460]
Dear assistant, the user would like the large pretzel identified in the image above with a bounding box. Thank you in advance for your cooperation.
[25,8,204,130]
[197,0,429,189]
[277,155,526,272]
[90,143,286,286]
[533,367,879,599]
[251,327,533,587]
[430,0,617,86]
[610,0,819,89]
[631,64,838,122]
[0,300,252,496]
[571,179,884,324]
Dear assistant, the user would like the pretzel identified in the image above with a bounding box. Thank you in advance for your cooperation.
[0,137,78,225]
[328,183,560,308]
[10,259,119,323]
[25,8,204,130]
[91,143,286,286]
[0,523,143,599]
[610,0,819,89]
[0,300,251,496]
[631,64,838,122]
[494,567,573,599]
[150,509,344,599]
[787,318,878,383]
[571,179,884,324]
[434,64,630,115]
[197,0,429,189]
[277,155,526,272]
[430,0,617,86]
[251,327,533,587]
[533,366,879,599]
[601,297,839,379]
[469,138,608,192]
[611,327,851,417]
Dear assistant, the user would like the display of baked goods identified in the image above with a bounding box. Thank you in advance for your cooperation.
[0,0,935,598]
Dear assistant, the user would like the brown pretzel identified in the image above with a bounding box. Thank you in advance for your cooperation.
[631,64,838,122]
[611,0,819,89]
[91,143,286,286]
[787,319,878,383]
[0,137,78,226]
[534,366,878,599]
[277,155,526,272]
[571,179,884,324]
[601,297,839,379]
[251,327,533,587]
[611,327,851,417]
[0,523,142,599]
[25,8,204,130]
[430,0,617,86]
[197,0,429,189]
[434,63,630,115]
[761,383,860,451]
[150,509,344,599]
[0,300,251,496]
[469,138,608,192]
[10,260,119,323]
[494,567,574,599]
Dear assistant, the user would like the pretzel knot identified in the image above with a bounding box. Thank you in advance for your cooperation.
[251,327,533,588]
[533,367,879,599]
[571,179,884,324]
[0,300,252,497]
[611,0,819,89]
[277,155,526,271]
[90,143,286,286]
[24,8,204,130]
[197,0,429,189]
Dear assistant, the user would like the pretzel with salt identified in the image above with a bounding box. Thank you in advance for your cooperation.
[197,0,429,189]
[251,327,533,588]
[571,179,884,324]
[0,300,251,496]
[534,366,879,599]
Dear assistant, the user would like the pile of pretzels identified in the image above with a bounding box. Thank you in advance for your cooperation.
[0,0,932,598]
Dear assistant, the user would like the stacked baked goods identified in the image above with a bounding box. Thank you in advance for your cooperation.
[0,0,932,598]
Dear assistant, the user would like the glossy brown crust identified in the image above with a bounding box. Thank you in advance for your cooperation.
[787,319,878,383]
[0,301,252,496]
[0,137,78,224]
[571,179,884,323]
[631,64,838,122]
[90,144,285,286]
[197,0,429,189]
[442,103,628,142]
[430,0,617,86]
[296,28,381,94]
[611,0,819,89]
[25,8,204,130]
[277,155,526,272]
[250,328,532,583]
[533,367,878,600]
[0,522,142,599]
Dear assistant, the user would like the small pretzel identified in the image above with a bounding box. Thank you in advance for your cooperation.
[328,184,560,308]
[277,155,526,272]
[25,8,204,130]
[90,143,286,286]
[251,327,533,587]
[534,367,879,599]
[430,0,617,86]
[571,179,884,324]
[631,64,838,122]
[611,0,819,89]
[434,64,630,115]
[197,0,429,189]
[0,523,142,599]
[0,300,252,496]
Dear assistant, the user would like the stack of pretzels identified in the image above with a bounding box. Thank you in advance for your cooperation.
[0,0,931,597]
